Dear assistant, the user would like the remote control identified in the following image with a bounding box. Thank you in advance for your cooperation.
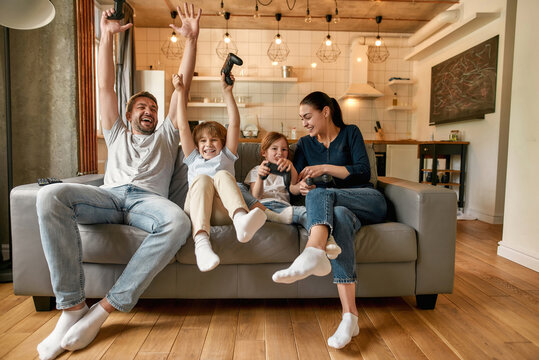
[107,0,125,20]
[220,53,243,85]
[37,178,49,186]
[260,162,291,188]
[305,174,333,186]
[47,178,63,184]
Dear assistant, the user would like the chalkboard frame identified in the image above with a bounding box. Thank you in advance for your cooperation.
[429,35,499,125]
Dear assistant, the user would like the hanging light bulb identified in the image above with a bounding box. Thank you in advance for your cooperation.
[367,16,390,63]
[316,15,341,63]
[170,31,177,43]
[216,12,238,60]
[218,0,225,16]
[333,1,340,24]
[253,1,260,19]
[162,10,183,60]
[305,0,312,23]
[267,13,289,63]
[375,35,382,46]
[325,35,332,46]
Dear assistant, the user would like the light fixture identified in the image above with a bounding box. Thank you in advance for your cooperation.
[316,15,341,63]
[267,13,290,64]
[161,10,184,60]
[253,0,260,18]
[0,0,55,30]
[216,12,238,60]
[218,0,225,16]
[305,0,312,23]
[367,16,390,63]
[333,0,340,24]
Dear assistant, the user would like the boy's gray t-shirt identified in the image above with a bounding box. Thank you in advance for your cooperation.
[102,117,179,198]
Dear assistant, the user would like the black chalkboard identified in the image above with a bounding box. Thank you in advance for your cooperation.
[430,35,499,125]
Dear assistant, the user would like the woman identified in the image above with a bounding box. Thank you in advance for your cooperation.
[272,91,387,349]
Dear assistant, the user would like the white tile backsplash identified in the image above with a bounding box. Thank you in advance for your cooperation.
[135,28,414,140]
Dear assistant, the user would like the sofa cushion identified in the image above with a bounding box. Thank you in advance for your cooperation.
[354,222,416,263]
[176,222,302,265]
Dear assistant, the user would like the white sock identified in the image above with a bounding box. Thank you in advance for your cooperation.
[233,208,267,243]
[37,304,89,360]
[264,207,293,224]
[272,247,331,284]
[325,235,342,260]
[61,302,110,351]
[327,313,360,349]
[194,233,220,272]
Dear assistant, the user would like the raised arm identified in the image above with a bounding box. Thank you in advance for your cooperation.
[223,74,240,154]
[98,9,133,130]
[172,74,196,157]
[168,3,201,128]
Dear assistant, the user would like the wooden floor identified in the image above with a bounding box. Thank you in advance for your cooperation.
[1,220,539,359]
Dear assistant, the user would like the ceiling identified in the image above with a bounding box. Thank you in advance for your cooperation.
[97,0,458,34]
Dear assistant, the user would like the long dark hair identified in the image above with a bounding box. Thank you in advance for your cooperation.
[300,91,345,128]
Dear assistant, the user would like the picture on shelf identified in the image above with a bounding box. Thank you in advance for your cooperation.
[429,35,499,125]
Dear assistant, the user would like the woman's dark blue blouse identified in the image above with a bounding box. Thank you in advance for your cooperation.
[293,124,372,188]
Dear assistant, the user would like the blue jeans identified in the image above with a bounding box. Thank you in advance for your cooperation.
[36,183,190,312]
[305,187,387,283]
[261,200,308,229]
[237,182,258,208]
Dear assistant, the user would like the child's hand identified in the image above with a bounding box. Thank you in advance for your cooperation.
[172,73,184,92]
[276,158,292,173]
[221,72,234,93]
[258,160,270,178]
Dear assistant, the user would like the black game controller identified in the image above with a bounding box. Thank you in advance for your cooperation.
[107,0,125,20]
[305,174,333,186]
[260,162,291,188]
[221,53,243,85]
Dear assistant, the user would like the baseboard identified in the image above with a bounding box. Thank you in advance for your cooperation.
[467,209,504,224]
[497,241,539,272]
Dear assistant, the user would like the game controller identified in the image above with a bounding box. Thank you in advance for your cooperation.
[305,174,333,186]
[221,53,243,85]
[107,0,125,20]
[260,162,291,188]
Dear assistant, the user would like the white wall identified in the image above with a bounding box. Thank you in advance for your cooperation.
[498,0,539,272]
[411,0,515,223]
[134,27,414,141]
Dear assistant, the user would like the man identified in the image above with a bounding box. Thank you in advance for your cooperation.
[35,4,201,360]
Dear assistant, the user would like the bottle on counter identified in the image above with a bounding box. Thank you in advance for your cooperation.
[291,127,297,140]
[392,92,398,106]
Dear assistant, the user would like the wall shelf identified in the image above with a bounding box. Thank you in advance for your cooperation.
[387,105,413,111]
[187,102,247,108]
[193,76,298,83]
[388,79,414,86]
[404,12,500,61]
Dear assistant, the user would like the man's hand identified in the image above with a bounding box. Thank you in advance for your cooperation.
[171,3,202,40]
[221,73,234,93]
[100,8,132,35]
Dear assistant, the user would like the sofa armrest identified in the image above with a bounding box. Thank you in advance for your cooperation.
[10,174,104,296]
[377,177,457,295]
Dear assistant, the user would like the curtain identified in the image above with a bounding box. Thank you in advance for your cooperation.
[115,3,134,127]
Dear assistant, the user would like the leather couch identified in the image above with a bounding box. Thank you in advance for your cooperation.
[11,142,457,311]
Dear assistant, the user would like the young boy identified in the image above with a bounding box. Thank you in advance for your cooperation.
[172,72,266,272]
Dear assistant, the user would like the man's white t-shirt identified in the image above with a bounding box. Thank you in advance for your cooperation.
[184,146,238,186]
[102,116,179,198]
[244,165,290,204]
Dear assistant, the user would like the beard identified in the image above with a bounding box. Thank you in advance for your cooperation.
[132,115,156,135]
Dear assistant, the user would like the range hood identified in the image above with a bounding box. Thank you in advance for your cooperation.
[340,39,383,100]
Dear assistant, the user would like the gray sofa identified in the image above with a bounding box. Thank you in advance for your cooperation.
[11,142,457,311]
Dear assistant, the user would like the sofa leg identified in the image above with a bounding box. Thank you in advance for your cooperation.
[416,294,438,309]
[33,296,55,311]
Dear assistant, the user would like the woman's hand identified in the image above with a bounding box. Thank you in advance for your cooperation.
[276,158,293,173]
[297,180,316,196]
[298,165,326,182]
[170,3,201,40]
[257,160,270,178]
[100,9,132,35]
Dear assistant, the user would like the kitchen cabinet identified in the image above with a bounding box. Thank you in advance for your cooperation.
[418,142,469,208]
[386,79,414,111]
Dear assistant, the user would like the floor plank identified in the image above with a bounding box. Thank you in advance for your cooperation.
[1,220,538,360]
